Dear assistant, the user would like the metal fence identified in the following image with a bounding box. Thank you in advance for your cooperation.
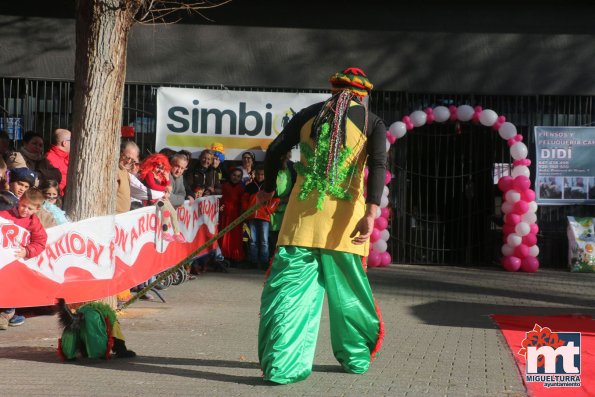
[2,77,593,268]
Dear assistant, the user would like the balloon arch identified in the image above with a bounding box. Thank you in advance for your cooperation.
[366,104,540,272]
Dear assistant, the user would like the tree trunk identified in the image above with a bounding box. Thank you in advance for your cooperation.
[66,0,141,308]
[65,0,138,221]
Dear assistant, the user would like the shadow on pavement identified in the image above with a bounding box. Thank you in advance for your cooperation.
[0,347,345,384]
[410,300,595,328]
[369,267,595,309]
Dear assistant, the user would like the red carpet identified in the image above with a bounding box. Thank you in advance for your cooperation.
[491,315,595,397]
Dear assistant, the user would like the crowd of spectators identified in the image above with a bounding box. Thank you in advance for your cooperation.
[0,130,296,317]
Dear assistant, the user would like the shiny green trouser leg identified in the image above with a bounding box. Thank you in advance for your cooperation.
[258,246,380,384]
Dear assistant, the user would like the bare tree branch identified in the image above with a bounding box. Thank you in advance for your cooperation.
[135,0,231,24]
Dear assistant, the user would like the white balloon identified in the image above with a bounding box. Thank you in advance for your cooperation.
[380,229,390,241]
[410,110,427,127]
[528,201,538,213]
[510,142,528,160]
[433,106,450,123]
[382,185,390,197]
[505,190,521,203]
[456,105,474,121]
[507,233,522,247]
[511,165,530,178]
[380,195,389,208]
[372,239,387,253]
[501,201,514,214]
[376,207,381,218]
[522,212,537,224]
[515,222,531,236]
[501,244,515,256]
[498,122,517,140]
[385,139,391,152]
[479,109,498,126]
[529,245,540,257]
[389,121,407,139]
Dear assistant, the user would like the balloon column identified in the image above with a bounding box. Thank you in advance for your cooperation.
[365,166,393,268]
[376,105,539,272]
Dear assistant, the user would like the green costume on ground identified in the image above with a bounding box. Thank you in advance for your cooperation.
[57,299,135,360]
[258,67,387,384]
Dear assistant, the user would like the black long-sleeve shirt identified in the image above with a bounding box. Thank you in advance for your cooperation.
[264,100,387,205]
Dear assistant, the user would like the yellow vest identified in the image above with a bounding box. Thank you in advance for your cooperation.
[277,106,369,256]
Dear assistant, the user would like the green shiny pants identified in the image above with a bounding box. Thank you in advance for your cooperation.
[258,246,382,384]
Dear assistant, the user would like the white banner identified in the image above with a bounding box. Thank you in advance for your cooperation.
[0,197,219,307]
[156,87,329,160]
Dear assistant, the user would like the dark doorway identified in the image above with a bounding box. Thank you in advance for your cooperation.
[392,121,500,265]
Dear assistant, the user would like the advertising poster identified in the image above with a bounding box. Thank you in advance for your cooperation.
[534,126,595,205]
[156,87,329,161]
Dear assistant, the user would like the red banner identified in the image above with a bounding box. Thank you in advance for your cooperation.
[0,197,219,307]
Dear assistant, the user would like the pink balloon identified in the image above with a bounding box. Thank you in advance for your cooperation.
[521,189,536,202]
[384,170,392,185]
[364,167,369,179]
[380,207,390,219]
[505,213,521,225]
[370,228,381,242]
[512,200,529,215]
[502,224,515,236]
[374,216,388,231]
[380,251,392,267]
[498,176,514,192]
[386,131,396,144]
[521,256,539,273]
[513,176,531,192]
[368,251,381,267]
[501,256,521,272]
[514,244,530,258]
[530,223,539,235]
[522,233,537,247]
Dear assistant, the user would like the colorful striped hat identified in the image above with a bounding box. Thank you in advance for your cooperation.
[329,67,374,97]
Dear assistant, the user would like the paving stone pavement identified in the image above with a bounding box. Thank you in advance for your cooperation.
[1,265,594,396]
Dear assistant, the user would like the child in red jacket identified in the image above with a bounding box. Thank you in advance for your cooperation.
[0,186,47,259]
[243,166,279,270]
[0,188,47,330]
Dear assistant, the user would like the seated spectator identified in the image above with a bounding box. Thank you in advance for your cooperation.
[118,142,165,210]
[40,179,70,226]
[193,184,205,199]
[0,167,37,211]
[239,151,256,185]
[177,149,192,164]
[186,149,221,196]
[169,153,194,208]
[45,128,71,195]
[0,188,47,329]
[139,153,185,243]
[6,131,61,187]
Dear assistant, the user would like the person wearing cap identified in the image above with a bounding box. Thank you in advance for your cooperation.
[0,167,38,211]
[210,142,227,183]
[256,67,386,384]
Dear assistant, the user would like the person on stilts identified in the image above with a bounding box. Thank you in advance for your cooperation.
[256,67,387,384]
